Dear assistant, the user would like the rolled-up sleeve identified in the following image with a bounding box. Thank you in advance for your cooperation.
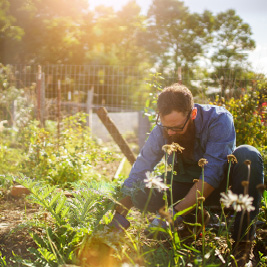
[123,126,165,188]
[201,112,236,188]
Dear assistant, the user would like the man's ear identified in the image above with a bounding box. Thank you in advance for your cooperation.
[191,107,197,120]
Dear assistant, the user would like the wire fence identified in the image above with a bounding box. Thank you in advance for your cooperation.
[0,64,265,151]
[0,64,153,150]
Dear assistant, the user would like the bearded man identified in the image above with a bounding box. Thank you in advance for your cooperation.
[108,83,264,264]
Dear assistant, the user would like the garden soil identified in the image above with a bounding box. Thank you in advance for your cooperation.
[0,194,39,262]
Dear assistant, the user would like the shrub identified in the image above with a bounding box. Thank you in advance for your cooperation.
[212,82,267,183]
[19,113,121,187]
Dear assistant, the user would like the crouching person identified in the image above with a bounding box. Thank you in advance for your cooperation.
[108,83,264,265]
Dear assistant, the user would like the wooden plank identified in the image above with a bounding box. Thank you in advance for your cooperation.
[96,107,136,166]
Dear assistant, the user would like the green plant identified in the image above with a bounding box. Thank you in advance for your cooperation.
[0,64,34,127]
[18,113,120,187]
[0,175,13,195]
[0,251,8,266]
[143,73,164,127]
[212,84,267,183]
[9,175,121,266]
[258,190,267,224]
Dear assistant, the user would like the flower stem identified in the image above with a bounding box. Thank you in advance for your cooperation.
[164,152,168,212]
[142,188,153,217]
[226,161,232,193]
[201,166,205,260]
[170,151,176,215]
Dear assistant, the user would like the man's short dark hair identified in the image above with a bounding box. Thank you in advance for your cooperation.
[157,83,194,116]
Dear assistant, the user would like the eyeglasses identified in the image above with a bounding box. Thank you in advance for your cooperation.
[156,110,192,132]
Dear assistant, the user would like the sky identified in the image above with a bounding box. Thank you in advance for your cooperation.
[89,0,267,74]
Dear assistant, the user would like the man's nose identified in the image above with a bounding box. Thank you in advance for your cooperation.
[167,129,176,135]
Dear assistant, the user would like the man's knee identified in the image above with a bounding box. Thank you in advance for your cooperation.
[231,144,264,195]
[233,145,262,163]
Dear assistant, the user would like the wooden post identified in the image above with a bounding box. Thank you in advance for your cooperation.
[36,65,42,125]
[96,107,136,166]
[40,71,45,126]
[57,79,61,145]
[86,86,94,128]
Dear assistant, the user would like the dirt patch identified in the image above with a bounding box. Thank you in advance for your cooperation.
[0,194,39,263]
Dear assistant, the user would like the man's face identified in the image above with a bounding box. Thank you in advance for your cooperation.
[160,110,196,159]
[160,111,191,137]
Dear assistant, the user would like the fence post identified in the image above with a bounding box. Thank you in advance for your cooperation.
[138,111,150,151]
[57,79,61,145]
[36,65,42,126]
[40,71,45,126]
[86,86,94,129]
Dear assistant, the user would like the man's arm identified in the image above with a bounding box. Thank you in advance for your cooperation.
[116,180,215,217]
[114,126,165,217]
[174,180,215,214]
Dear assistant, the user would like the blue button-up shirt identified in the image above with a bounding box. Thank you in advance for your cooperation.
[123,104,236,189]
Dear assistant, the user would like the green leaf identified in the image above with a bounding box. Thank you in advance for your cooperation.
[55,196,67,214]
[48,192,62,208]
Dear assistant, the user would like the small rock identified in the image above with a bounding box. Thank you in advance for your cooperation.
[10,185,31,197]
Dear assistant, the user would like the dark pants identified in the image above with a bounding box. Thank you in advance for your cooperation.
[132,145,264,242]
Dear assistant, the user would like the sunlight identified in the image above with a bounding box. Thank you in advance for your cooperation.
[89,0,130,10]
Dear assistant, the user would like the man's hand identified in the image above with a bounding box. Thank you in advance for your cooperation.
[106,196,133,232]
[115,196,133,216]
[107,212,130,232]
[174,180,215,214]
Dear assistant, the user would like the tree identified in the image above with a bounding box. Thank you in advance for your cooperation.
[212,9,255,69]
[0,0,91,64]
[88,1,149,66]
[84,1,151,108]
[0,0,24,63]
[139,0,213,77]
[211,9,256,96]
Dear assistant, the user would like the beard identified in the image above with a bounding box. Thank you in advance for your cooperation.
[163,120,196,160]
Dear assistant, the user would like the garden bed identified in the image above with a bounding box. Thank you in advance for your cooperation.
[1,192,267,266]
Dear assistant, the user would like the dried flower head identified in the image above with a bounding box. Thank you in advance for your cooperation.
[198,158,208,168]
[162,142,184,155]
[241,181,249,187]
[244,160,251,166]
[144,172,168,192]
[227,154,238,164]
[171,142,185,153]
[220,190,255,212]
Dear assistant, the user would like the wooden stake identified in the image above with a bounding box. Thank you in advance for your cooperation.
[96,107,136,166]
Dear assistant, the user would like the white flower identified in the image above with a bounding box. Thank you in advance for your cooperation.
[220,190,238,208]
[220,190,255,212]
[144,172,168,192]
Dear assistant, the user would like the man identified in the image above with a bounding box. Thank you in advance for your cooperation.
[109,83,264,262]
